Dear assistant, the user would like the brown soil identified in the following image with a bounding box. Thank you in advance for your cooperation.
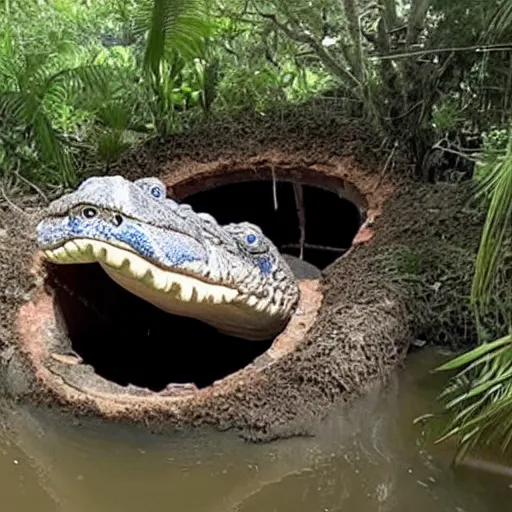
[0,107,501,441]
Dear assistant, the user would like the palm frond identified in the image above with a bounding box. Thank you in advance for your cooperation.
[432,126,512,462]
[136,0,211,76]
[32,111,76,186]
[45,64,113,99]
[20,52,54,88]
[44,82,68,108]
[95,129,129,164]
[0,91,25,120]
[434,334,512,462]
[485,0,512,40]
[193,57,220,115]
[96,101,132,131]
[435,334,512,372]
[471,146,512,306]
[0,54,19,85]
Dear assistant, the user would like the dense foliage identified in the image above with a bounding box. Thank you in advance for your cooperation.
[2,0,512,192]
[0,0,511,461]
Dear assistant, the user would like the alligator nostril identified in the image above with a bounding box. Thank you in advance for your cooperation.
[111,214,123,227]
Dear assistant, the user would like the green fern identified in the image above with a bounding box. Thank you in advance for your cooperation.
[0,51,113,186]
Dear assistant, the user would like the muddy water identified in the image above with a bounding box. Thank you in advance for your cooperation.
[0,347,510,512]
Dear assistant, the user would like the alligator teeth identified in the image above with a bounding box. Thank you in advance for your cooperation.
[63,241,79,261]
[73,239,89,251]
[267,303,280,316]
[255,300,270,313]
[129,256,147,279]
[246,296,259,307]
[225,289,238,301]
[178,280,194,302]
[193,284,207,302]
[52,246,75,263]
[104,245,127,269]
[73,240,95,261]
[206,291,220,304]
[208,289,235,304]
[43,238,241,306]
[44,250,58,262]
[163,275,175,293]
[152,270,168,291]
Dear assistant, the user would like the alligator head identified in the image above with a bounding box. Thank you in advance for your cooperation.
[35,176,300,341]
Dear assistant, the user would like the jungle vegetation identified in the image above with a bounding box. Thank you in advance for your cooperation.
[0,0,510,462]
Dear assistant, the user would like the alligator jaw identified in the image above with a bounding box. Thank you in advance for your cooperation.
[43,238,239,301]
[41,238,292,341]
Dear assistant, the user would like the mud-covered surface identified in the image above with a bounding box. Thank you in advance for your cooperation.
[108,103,391,182]
[0,108,503,441]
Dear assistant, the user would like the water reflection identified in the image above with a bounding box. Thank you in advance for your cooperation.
[0,347,510,512]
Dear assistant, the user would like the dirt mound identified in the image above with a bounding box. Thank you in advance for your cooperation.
[0,109,501,441]
[110,104,390,179]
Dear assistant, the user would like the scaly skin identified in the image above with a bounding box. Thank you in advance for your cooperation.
[35,176,300,341]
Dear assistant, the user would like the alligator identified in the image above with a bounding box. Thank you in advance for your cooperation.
[35,175,301,341]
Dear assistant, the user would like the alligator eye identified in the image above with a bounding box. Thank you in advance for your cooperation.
[151,186,162,198]
[246,233,257,245]
[81,207,98,219]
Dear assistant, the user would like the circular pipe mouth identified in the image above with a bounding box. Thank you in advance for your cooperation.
[14,158,393,420]
[18,277,323,405]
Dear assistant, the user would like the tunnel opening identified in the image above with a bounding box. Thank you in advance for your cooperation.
[181,179,363,269]
[45,176,364,392]
[48,264,274,392]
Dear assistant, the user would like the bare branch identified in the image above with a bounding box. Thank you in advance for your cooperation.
[376,11,391,54]
[369,43,512,61]
[361,25,378,45]
[374,140,398,190]
[379,0,399,29]
[0,185,28,216]
[15,171,49,204]
[406,0,431,46]
[271,166,278,210]
[282,242,349,253]
[431,139,478,162]
[251,3,361,88]
[340,0,363,80]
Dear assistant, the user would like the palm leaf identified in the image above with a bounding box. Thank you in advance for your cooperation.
[434,334,512,372]
[0,54,19,85]
[32,111,76,186]
[96,101,131,131]
[95,129,129,164]
[135,0,211,76]
[485,0,512,39]
[45,64,113,99]
[471,146,512,305]
[0,91,25,120]
[434,334,512,461]
[432,134,512,461]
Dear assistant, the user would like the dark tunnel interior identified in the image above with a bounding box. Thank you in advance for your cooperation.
[183,179,363,269]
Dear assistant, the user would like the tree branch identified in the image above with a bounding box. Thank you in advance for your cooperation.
[379,0,399,29]
[406,0,431,46]
[252,3,361,88]
[340,0,363,80]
